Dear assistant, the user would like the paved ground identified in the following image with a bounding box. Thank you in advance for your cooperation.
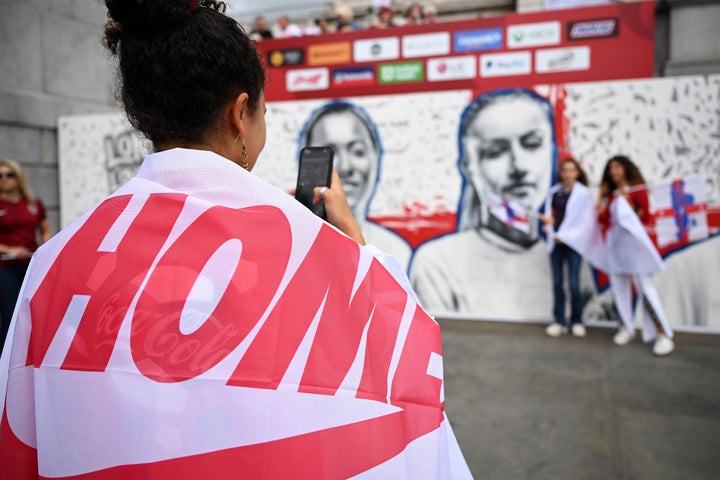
[438,319,720,480]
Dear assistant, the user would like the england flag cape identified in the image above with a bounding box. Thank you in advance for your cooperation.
[543,182,603,259]
[601,193,664,275]
[0,148,471,479]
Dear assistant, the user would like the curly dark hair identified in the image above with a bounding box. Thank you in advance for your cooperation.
[600,154,646,198]
[103,0,265,148]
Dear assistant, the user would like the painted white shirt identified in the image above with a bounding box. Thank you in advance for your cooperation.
[410,229,552,319]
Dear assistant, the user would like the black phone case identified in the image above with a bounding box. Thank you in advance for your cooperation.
[295,147,334,219]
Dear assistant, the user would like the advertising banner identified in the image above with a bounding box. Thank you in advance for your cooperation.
[258,1,655,101]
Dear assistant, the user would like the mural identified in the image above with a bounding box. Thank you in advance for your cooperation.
[57,113,149,227]
[410,88,561,318]
[254,90,469,253]
[258,74,720,327]
[58,75,720,328]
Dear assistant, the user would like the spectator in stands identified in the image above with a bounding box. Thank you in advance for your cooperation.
[335,6,361,32]
[404,3,425,25]
[304,17,331,35]
[424,4,438,23]
[275,15,302,38]
[371,6,397,29]
[249,16,273,40]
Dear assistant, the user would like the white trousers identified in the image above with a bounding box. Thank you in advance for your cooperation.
[610,273,674,342]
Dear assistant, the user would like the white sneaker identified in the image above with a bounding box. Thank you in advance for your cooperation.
[653,335,675,356]
[571,324,587,338]
[545,323,568,338]
[612,327,635,346]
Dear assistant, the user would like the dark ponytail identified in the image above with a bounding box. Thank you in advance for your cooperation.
[103,0,265,148]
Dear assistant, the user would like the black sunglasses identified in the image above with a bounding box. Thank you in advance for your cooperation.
[0,171,17,179]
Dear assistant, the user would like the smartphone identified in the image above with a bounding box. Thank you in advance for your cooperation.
[295,146,334,219]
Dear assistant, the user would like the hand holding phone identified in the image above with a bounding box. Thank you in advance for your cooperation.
[295,146,334,219]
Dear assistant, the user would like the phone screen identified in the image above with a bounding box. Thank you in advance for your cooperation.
[295,146,334,219]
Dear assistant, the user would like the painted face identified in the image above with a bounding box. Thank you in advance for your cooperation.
[307,110,376,211]
[463,95,553,213]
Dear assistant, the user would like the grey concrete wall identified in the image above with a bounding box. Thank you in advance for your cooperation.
[664,0,720,75]
[0,0,117,234]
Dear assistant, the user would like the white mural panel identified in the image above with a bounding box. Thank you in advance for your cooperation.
[57,113,150,228]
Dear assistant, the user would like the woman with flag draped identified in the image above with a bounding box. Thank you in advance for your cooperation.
[597,155,675,356]
[541,158,596,338]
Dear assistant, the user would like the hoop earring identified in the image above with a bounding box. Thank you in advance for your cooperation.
[241,137,249,170]
[234,133,240,144]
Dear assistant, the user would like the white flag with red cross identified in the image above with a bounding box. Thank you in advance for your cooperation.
[650,174,709,249]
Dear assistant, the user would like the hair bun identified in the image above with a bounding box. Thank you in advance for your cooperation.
[105,0,193,53]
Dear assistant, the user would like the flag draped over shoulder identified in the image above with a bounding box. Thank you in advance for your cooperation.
[601,193,664,275]
[0,148,471,479]
[543,182,602,258]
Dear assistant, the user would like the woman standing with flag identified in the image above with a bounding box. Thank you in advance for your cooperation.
[541,158,595,338]
[598,155,675,356]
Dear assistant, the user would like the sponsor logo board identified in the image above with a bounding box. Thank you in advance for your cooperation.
[479,51,532,77]
[267,48,304,67]
[427,56,477,82]
[454,28,503,53]
[535,46,590,73]
[307,42,351,66]
[286,68,329,91]
[332,66,376,87]
[354,37,400,62]
[378,61,424,84]
[567,18,619,40]
[507,21,561,48]
[402,32,451,58]
[545,0,610,9]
